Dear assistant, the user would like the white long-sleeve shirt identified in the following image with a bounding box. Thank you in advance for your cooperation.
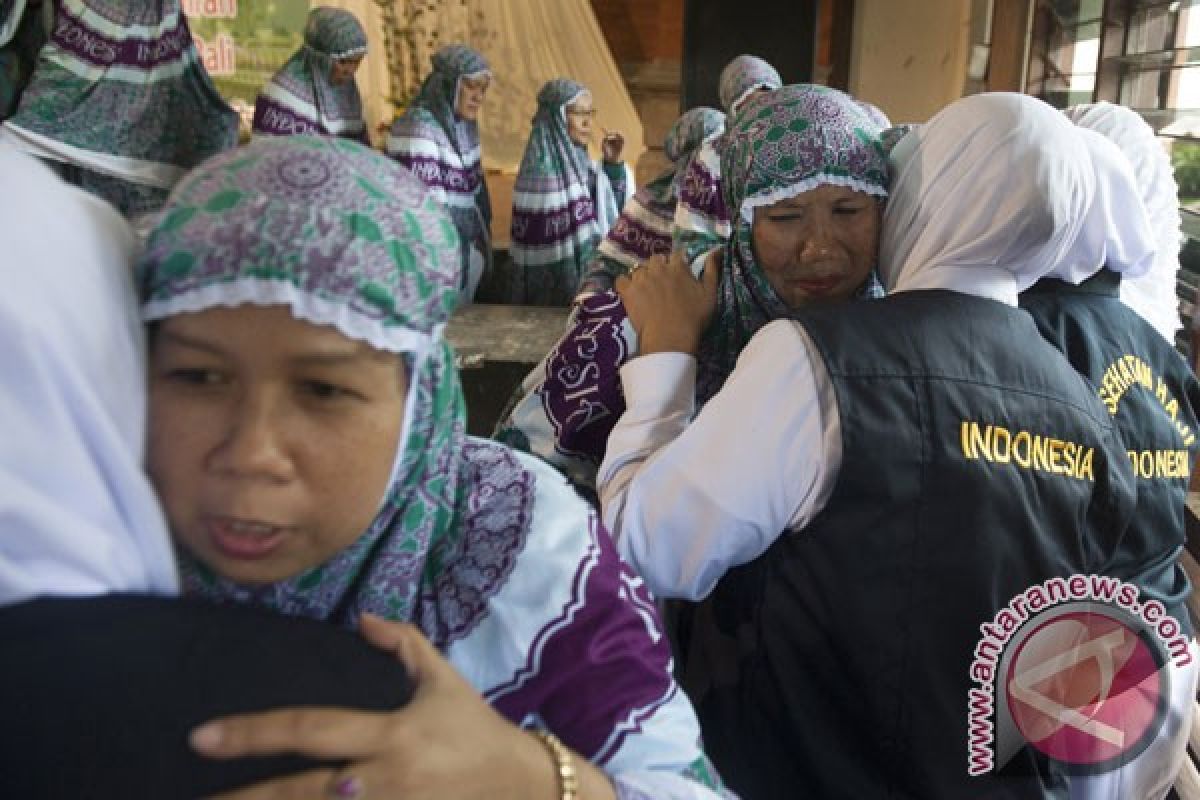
[597,319,842,600]
[597,314,1197,800]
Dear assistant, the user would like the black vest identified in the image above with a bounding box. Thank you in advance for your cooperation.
[690,291,1137,799]
[0,595,412,798]
[1021,270,1198,628]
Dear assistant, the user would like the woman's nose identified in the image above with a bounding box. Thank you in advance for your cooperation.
[207,395,294,483]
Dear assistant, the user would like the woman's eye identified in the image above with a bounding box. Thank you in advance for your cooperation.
[835,206,865,215]
[165,368,225,386]
[301,381,354,401]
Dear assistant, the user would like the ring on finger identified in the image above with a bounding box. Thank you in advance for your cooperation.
[328,773,366,800]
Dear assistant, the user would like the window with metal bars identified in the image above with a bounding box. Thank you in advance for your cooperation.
[1026,0,1200,353]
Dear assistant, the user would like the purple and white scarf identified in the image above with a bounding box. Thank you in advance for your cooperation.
[509,78,622,306]
[3,0,238,212]
[252,7,367,142]
[387,44,492,299]
[579,106,725,296]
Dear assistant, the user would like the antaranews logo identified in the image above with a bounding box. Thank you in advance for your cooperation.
[966,574,1192,776]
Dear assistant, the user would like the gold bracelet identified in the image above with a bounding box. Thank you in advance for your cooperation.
[531,729,579,800]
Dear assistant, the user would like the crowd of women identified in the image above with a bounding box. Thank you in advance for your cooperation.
[4,2,1200,799]
[0,1,635,305]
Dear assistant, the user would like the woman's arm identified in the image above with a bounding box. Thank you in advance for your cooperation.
[190,503,735,799]
[190,615,617,800]
[493,292,639,489]
[596,250,837,600]
[188,436,735,799]
[598,318,836,601]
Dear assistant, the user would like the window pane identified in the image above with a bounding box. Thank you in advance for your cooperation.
[1186,4,1200,48]
[1121,63,1200,111]
[1044,0,1105,27]
[1173,62,1200,107]
[1169,139,1200,210]
[1027,3,1102,107]
[1129,5,1182,55]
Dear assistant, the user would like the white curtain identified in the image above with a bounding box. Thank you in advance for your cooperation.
[324,0,644,172]
[468,0,644,172]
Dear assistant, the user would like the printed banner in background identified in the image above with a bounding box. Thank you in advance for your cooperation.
[183,0,644,171]
[185,0,308,130]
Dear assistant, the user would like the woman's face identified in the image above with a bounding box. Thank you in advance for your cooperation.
[147,305,407,586]
[455,74,490,121]
[751,184,881,308]
[330,55,363,86]
[565,92,594,147]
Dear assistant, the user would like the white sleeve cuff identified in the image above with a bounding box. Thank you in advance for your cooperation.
[619,353,697,420]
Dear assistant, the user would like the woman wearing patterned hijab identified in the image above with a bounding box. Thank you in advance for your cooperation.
[1,0,238,215]
[673,54,783,266]
[388,44,493,302]
[495,85,886,492]
[508,78,634,306]
[136,136,732,800]
[252,7,368,143]
[576,105,725,298]
[0,142,416,798]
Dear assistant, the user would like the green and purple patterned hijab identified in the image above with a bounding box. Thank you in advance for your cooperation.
[718,54,782,113]
[137,136,493,632]
[696,83,888,400]
[252,7,368,141]
[133,141,735,789]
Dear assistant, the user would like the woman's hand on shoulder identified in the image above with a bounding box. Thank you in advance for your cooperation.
[616,248,722,356]
[191,614,615,800]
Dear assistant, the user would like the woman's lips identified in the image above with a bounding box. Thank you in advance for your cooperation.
[791,276,843,296]
[204,516,289,560]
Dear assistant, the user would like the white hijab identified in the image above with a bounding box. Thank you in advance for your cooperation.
[0,143,179,606]
[1065,102,1185,342]
[1042,128,1156,283]
[880,93,1095,305]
